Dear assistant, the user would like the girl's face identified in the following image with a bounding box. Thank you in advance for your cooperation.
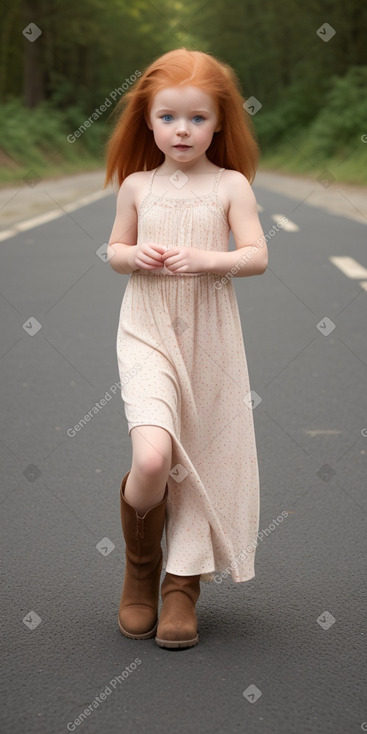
[147,85,221,167]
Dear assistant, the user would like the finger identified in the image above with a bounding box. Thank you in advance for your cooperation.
[145,252,164,264]
[148,244,166,256]
[147,245,164,257]
[162,247,178,257]
[138,261,163,270]
[139,256,162,268]
[164,256,180,267]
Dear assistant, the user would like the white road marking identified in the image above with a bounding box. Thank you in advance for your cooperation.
[0,229,14,241]
[0,190,110,241]
[329,256,367,279]
[271,213,299,231]
[359,281,367,292]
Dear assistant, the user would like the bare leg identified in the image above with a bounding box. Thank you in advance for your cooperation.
[125,425,172,516]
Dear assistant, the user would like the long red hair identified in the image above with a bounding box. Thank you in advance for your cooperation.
[104,47,259,188]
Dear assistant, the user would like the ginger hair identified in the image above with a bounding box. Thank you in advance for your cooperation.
[104,47,259,188]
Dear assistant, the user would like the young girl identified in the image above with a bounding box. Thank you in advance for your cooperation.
[104,47,267,650]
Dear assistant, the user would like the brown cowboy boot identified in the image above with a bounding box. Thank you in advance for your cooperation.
[155,572,201,649]
[118,471,168,639]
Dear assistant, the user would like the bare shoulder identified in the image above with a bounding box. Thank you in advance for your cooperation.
[120,171,147,192]
[223,169,257,211]
[123,171,148,184]
[116,172,137,197]
[123,170,152,212]
[216,169,250,216]
[224,169,252,191]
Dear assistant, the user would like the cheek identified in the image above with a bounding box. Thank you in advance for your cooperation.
[196,126,214,143]
[153,125,170,143]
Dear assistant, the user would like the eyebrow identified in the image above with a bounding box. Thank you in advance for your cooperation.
[155,109,211,114]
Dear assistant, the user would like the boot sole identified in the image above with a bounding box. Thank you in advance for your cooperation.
[118,618,158,639]
[155,634,199,649]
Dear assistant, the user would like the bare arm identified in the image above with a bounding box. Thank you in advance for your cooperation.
[107,175,167,274]
[206,172,268,277]
[106,176,139,274]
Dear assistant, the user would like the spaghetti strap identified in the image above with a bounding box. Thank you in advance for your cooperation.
[212,167,225,194]
[147,167,158,194]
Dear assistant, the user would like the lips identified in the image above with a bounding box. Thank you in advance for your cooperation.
[174,145,191,149]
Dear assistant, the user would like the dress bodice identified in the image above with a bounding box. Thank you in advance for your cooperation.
[135,167,230,276]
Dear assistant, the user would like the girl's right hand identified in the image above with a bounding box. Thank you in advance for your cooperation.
[131,242,167,270]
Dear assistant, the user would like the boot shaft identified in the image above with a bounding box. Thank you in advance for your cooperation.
[161,572,201,606]
[120,472,168,575]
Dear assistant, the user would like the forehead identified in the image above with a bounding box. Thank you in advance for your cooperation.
[151,85,216,111]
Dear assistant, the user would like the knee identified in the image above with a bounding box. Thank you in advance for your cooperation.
[133,450,169,481]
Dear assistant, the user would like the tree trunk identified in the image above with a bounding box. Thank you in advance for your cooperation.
[23,0,44,107]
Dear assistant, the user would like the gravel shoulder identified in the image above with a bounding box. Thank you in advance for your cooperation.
[0,167,366,232]
[255,168,367,225]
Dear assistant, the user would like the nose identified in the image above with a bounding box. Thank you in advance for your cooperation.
[176,118,189,135]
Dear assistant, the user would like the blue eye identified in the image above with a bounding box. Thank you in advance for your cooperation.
[160,114,205,123]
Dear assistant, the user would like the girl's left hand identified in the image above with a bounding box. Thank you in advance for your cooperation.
[161,246,208,275]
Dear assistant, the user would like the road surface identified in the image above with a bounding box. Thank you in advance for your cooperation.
[1,172,366,734]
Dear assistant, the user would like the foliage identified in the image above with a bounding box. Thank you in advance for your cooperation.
[0,99,105,184]
[307,66,367,156]
[0,0,366,184]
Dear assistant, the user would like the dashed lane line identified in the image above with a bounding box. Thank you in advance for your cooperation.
[329,256,367,279]
[0,190,110,242]
[271,213,299,231]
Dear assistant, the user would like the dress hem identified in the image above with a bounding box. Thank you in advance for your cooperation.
[164,563,256,584]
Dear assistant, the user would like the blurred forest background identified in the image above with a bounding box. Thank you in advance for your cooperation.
[0,0,366,186]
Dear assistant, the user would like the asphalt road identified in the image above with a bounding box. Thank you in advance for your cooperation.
[1,178,366,734]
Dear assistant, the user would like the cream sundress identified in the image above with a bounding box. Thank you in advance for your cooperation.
[116,166,260,583]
